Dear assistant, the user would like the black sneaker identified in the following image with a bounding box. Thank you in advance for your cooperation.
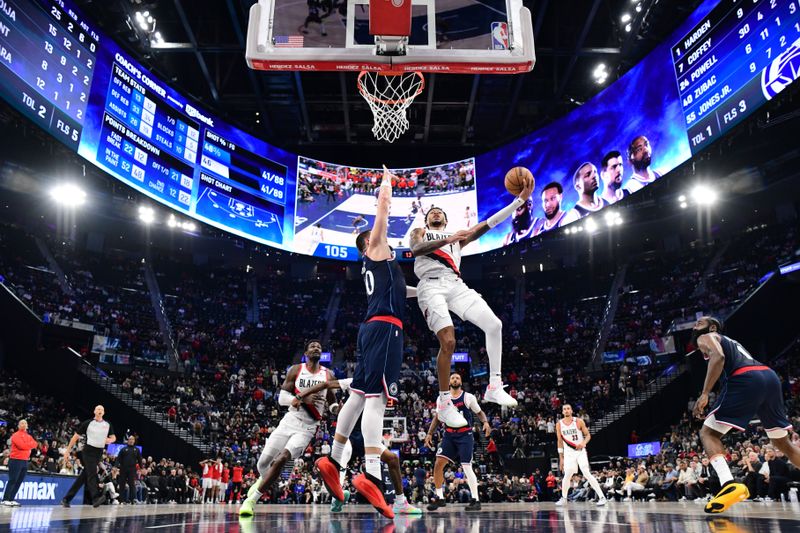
[427,498,446,511]
[465,499,482,511]
[92,495,106,508]
[61,498,71,508]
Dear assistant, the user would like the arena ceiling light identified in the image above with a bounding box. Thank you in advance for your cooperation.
[604,211,623,227]
[585,218,598,233]
[678,195,688,209]
[167,214,197,232]
[691,185,718,206]
[621,13,632,23]
[593,64,609,85]
[138,205,155,224]
[49,184,87,207]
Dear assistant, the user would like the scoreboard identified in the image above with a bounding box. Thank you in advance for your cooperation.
[673,0,800,153]
[0,0,798,260]
[0,0,98,150]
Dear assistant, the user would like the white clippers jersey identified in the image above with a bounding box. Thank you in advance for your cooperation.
[413,230,462,279]
[559,418,585,453]
[289,363,329,423]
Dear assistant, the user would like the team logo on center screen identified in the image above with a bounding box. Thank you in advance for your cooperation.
[761,37,800,101]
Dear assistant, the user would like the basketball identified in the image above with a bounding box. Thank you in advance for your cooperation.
[505,167,534,196]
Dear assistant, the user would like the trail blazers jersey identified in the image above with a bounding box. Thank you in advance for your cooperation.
[559,418,585,453]
[413,230,462,278]
[291,363,329,422]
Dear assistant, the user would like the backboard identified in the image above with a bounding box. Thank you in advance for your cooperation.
[246,0,535,74]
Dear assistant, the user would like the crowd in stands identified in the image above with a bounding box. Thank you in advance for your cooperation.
[297,158,475,201]
[2,214,798,507]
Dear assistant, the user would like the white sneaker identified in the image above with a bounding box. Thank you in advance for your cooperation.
[596,498,607,506]
[555,498,566,506]
[622,497,632,502]
[484,381,518,407]
[437,398,468,428]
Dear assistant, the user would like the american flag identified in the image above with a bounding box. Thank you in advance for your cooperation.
[274,35,305,48]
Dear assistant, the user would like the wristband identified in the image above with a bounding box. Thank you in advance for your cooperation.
[557,448,564,454]
[487,197,524,228]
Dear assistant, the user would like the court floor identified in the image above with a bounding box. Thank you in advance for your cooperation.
[0,501,798,532]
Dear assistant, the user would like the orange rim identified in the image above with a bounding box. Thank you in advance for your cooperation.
[357,71,425,106]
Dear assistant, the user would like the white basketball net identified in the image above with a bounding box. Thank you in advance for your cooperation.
[358,71,425,143]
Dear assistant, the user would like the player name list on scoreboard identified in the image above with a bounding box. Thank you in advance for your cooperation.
[673,0,800,154]
[0,0,98,149]
[98,59,200,211]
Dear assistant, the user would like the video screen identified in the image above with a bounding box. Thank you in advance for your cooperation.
[294,157,479,260]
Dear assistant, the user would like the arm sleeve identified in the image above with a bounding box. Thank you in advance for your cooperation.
[465,393,482,414]
[278,389,296,406]
[107,423,115,438]
[338,378,353,393]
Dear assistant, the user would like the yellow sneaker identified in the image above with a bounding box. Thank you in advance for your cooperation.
[704,483,749,514]
[238,498,256,517]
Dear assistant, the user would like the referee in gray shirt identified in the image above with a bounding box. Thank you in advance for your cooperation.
[61,405,116,507]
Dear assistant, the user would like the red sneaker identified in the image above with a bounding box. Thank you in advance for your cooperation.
[315,457,345,502]
[353,473,394,519]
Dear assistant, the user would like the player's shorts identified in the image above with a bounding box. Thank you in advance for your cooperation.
[263,412,318,460]
[563,450,591,475]
[417,276,486,333]
[351,317,402,401]
[201,478,214,489]
[704,367,792,438]
[437,429,474,464]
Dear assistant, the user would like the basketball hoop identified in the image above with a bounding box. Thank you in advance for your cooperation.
[357,71,425,143]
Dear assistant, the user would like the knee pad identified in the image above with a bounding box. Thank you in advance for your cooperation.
[361,396,387,449]
[336,393,366,439]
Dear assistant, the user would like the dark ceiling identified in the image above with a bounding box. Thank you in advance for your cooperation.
[73,0,702,157]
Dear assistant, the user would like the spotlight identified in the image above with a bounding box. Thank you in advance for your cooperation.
[135,11,145,22]
[635,3,642,12]
[138,206,155,224]
[167,215,178,228]
[691,185,718,206]
[621,13,631,23]
[585,218,598,233]
[50,184,87,207]
[625,23,632,32]
[680,202,688,209]
[678,195,686,202]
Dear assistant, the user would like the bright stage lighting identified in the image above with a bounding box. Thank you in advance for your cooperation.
[138,206,155,224]
[691,185,718,206]
[50,184,87,207]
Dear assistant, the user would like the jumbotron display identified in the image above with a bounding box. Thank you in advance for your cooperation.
[0,0,797,260]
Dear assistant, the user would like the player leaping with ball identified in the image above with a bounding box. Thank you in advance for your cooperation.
[410,167,534,427]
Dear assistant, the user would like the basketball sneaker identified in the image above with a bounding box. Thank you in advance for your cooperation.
[331,489,351,513]
[705,482,749,514]
[316,457,346,502]
[392,497,422,515]
[596,497,607,506]
[555,498,566,506]
[238,498,255,517]
[437,398,468,428]
[465,499,481,511]
[484,380,518,407]
[353,473,394,519]
[427,498,446,511]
